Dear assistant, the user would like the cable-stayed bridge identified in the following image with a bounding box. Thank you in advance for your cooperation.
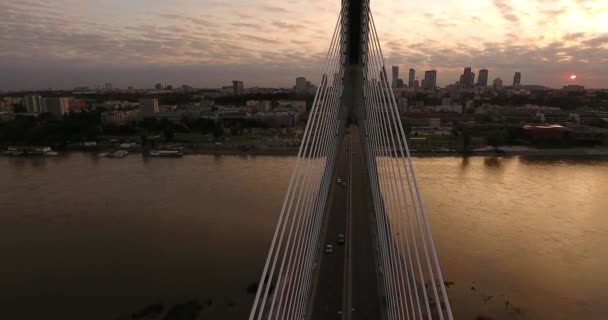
[250,0,452,319]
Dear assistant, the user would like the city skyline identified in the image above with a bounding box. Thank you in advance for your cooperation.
[1,0,607,90]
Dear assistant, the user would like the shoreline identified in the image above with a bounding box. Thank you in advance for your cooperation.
[4,146,608,158]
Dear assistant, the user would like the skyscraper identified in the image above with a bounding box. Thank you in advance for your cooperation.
[24,95,43,113]
[513,72,521,87]
[422,70,437,89]
[461,67,475,88]
[477,69,489,86]
[232,80,244,95]
[408,68,415,87]
[392,66,399,88]
[295,77,307,95]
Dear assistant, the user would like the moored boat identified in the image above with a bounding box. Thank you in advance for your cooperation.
[146,150,183,157]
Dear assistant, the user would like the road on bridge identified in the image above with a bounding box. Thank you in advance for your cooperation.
[310,126,382,320]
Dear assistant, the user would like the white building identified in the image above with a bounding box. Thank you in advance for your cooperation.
[24,95,43,113]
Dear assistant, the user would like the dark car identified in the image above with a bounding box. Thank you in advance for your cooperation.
[337,233,345,244]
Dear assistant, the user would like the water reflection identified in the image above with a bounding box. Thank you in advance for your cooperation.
[461,156,470,168]
[483,156,502,168]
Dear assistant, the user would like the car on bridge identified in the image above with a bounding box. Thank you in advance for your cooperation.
[337,233,345,244]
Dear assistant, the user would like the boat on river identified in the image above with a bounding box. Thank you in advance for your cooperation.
[145,150,183,157]
[4,146,59,156]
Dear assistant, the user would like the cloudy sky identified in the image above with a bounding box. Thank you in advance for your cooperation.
[1,0,607,90]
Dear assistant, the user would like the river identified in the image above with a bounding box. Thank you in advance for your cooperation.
[0,153,607,319]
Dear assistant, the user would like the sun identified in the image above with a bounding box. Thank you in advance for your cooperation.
[570,74,577,80]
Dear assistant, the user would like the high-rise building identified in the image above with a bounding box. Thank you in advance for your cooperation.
[138,98,159,118]
[392,66,399,88]
[461,67,475,88]
[513,72,521,87]
[295,77,307,95]
[408,68,415,87]
[104,82,113,91]
[232,80,244,95]
[155,83,162,90]
[493,77,503,89]
[422,70,437,89]
[43,97,69,118]
[477,69,489,86]
[24,95,43,113]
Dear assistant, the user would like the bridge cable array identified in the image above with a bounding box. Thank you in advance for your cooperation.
[250,0,453,318]
[359,2,454,320]
[249,2,348,319]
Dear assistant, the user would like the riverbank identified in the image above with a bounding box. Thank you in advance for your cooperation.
[184,145,608,157]
[4,145,608,158]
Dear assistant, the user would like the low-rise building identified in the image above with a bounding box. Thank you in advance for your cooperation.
[101,110,137,126]
[138,99,159,119]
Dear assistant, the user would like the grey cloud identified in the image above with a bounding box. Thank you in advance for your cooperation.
[493,0,520,24]
[263,5,290,13]
[232,22,260,28]
[272,21,305,31]
[582,34,608,46]
[240,34,281,44]
[563,32,587,41]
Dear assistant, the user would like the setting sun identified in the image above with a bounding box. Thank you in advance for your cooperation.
[570,74,577,80]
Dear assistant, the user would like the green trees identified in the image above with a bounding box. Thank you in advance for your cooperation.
[486,128,509,151]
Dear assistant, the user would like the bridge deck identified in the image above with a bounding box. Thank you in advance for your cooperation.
[310,126,382,320]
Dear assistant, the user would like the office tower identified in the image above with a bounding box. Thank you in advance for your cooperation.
[24,95,43,113]
[423,70,437,89]
[138,98,159,118]
[43,97,69,118]
[477,69,489,86]
[104,82,113,91]
[296,77,307,95]
[408,68,415,87]
[493,77,503,89]
[461,67,475,88]
[392,65,399,88]
[232,80,244,95]
[513,72,521,87]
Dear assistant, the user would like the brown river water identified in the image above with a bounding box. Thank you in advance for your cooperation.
[0,153,606,319]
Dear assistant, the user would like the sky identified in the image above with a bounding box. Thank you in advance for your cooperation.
[1,0,608,90]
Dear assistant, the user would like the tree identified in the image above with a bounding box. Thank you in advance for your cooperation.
[462,132,472,153]
[486,128,509,151]
[12,104,26,113]
[163,127,174,141]
[213,121,224,140]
